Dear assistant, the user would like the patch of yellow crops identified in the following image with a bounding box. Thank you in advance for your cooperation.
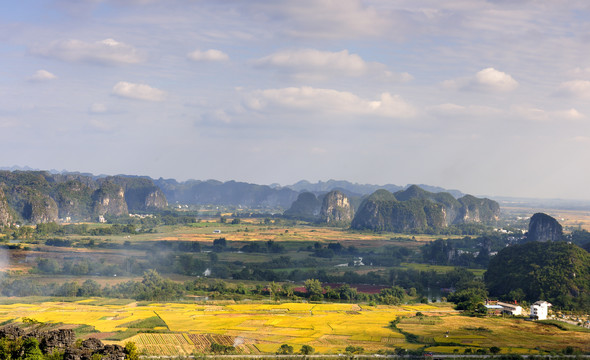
[402,304,438,311]
[0,302,155,332]
[4,300,584,355]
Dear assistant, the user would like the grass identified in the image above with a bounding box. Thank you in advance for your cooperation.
[398,262,486,276]
[122,316,168,329]
[397,314,590,353]
[73,324,100,337]
[105,329,140,340]
[537,319,590,332]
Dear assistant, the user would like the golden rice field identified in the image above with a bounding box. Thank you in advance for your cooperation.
[0,300,588,356]
[0,300,432,355]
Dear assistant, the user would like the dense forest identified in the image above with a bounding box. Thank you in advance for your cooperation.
[485,241,590,311]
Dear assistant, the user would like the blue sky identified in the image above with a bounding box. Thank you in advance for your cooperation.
[2,0,590,199]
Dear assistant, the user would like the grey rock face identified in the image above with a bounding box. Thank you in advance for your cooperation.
[527,213,563,242]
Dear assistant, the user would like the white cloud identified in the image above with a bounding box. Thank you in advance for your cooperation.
[187,49,229,62]
[555,108,585,120]
[89,103,108,114]
[511,105,584,122]
[112,81,165,102]
[428,103,502,118]
[32,38,142,65]
[473,68,518,92]
[444,68,518,92]
[255,48,411,82]
[511,105,549,122]
[28,69,57,82]
[244,86,415,119]
[261,0,391,39]
[200,109,232,124]
[257,49,367,76]
[556,80,590,98]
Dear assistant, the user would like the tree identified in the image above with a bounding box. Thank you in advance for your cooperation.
[448,286,488,314]
[345,346,364,354]
[490,346,501,355]
[378,286,406,305]
[124,342,140,360]
[269,282,282,301]
[213,237,227,252]
[78,279,102,297]
[300,345,315,355]
[22,338,43,360]
[304,279,323,301]
[37,258,60,274]
[276,344,293,355]
[210,342,234,354]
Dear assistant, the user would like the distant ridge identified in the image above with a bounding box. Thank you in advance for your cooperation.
[286,179,464,198]
[7,166,590,211]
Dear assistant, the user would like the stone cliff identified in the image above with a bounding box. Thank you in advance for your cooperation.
[351,186,499,232]
[320,190,354,225]
[527,212,563,242]
[0,171,167,223]
[92,181,129,217]
[105,176,168,211]
[283,192,321,221]
[0,187,12,226]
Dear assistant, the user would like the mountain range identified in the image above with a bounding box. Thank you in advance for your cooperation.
[0,168,487,225]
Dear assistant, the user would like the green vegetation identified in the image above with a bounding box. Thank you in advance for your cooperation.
[485,241,590,311]
[351,187,499,233]
[122,316,167,329]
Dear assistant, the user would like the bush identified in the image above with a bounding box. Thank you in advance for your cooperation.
[276,344,293,355]
[300,345,314,355]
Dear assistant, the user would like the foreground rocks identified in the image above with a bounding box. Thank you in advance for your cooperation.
[0,325,125,360]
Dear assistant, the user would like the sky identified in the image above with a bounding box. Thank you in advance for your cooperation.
[2,1,590,199]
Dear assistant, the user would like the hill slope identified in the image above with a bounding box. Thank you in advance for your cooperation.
[485,241,590,310]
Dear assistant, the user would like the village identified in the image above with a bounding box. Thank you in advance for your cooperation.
[484,300,590,328]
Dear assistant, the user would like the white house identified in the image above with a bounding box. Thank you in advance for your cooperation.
[497,301,523,316]
[530,301,552,320]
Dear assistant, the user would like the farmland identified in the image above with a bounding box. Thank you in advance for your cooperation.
[2,209,590,356]
[0,300,589,356]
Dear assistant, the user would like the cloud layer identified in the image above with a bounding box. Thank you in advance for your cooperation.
[255,49,411,81]
[4,1,590,199]
[187,49,229,62]
[244,86,415,119]
[112,81,165,101]
[28,69,57,82]
[32,38,142,65]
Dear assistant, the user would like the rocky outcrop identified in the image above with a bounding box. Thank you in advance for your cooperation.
[0,171,168,223]
[527,212,563,242]
[52,180,94,221]
[320,190,354,225]
[0,326,75,354]
[8,186,59,224]
[0,325,124,360]
[39,328,76,354]
[144,188,168,209]
[351,186,499,232]
[63,338,125,360]
[154,178,299,209]
[0,187,12,226]
[457,195,500,224]
[105,176,168,211]
[283,192,321,221]
[92,181,128,218]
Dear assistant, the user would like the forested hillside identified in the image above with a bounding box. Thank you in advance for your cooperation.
[485,241,590,311]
